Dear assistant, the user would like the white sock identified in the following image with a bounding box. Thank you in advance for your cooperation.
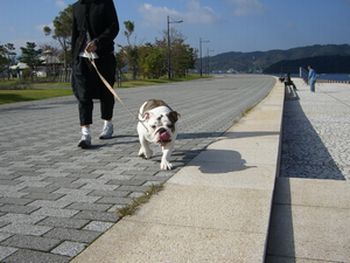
[81,126,91,136]
[104,120,112,127]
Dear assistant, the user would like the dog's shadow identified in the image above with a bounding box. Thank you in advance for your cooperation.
[173,149,255,174]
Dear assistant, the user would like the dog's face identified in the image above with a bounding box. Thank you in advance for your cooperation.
[143,110,179,146]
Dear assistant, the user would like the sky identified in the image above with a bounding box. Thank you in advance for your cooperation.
[0,0,350,56]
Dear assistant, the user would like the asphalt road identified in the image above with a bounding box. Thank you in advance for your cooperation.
[0,74,275,262]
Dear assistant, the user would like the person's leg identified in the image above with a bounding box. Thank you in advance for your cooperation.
[99,93,115,139]
[290,81,298,91]
[72,58,94,148]
[96,55,116,139]
[311,81,315,92]
[76,98,94,148]
[78,100,93,126]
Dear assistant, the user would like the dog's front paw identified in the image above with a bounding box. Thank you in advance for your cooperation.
[160,160,173,170]
[138,147,153,159]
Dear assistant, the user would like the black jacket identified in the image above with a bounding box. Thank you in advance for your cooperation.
[71,0,119,60]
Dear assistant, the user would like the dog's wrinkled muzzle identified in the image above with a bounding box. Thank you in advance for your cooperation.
[157,128,171,145]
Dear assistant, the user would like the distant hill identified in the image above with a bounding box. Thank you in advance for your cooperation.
[263,55,350,74]
[206,44,350,73]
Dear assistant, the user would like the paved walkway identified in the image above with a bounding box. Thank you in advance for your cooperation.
[266,78,350,262]
[0,75,274,262]
[2,76,348,262]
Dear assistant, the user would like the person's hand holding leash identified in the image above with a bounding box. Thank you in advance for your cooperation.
[85,41,97,53]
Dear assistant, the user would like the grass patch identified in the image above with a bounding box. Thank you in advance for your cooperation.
[0,89,73,105]
[119,74,204,88]
[243,106,255,116]
[31,82,71,89]
[117,183,164,218]
[0,74,207,105]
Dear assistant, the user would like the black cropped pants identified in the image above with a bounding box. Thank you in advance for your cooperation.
[72,54,116,126]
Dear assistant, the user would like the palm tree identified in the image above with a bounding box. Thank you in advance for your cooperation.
[123,21,138,80]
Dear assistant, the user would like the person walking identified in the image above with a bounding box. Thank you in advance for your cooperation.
[308,65,317,93]
[71,0,119,148]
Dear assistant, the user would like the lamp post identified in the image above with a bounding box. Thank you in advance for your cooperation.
[167,15,183,79]
[206,48,214,75]
[199,38,210,77]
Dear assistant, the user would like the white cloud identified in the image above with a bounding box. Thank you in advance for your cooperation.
[139,4,180,27]
[226,0,264,16]
[185,0,218,24]
[139,1,218,28]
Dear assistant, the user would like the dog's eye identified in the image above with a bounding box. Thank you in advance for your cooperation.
[167,124,174,129]
[151,125,156,129]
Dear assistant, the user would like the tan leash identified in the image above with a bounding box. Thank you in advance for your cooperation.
[87,55,149,131]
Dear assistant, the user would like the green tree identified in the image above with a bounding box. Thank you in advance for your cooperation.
[172,40,196,77]
[43,5,73,80]
[160,29,196,78]
[0,43,16,79]
[19,42,42,79]
[138,43,166,79]
[19,42,42,69]
[115,49,127,81]
[122,20,138,80]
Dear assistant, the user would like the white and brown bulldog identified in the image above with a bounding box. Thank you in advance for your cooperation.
[137,99,179,170]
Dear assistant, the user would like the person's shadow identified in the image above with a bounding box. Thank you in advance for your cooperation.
[280,95,344,180]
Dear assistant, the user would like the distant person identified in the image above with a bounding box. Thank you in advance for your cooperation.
[71,0,119,149]
[284,73,298,91]
[308,65,317,92]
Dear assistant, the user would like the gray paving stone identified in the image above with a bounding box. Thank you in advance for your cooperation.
[1,234,61,252]
[49,182,87,189]
[37,216,89,229]
[1,223,52,236]
[31,207,79,218]
[22,192,64,201]
[2,249,69,263]
[0,233,13,242]
[0,246,17,262]
[73,210,119,222]
[0,180,21,186]
[66,202,112,212]
[0,197,33,206]
[44,228,100,243]
[107,179,146,186]
[0,221,10,228]
[19,186,60,194]
[0,213,46,225]
[80,182,118,191]
[117,185,152,192]
[83,221,114,232]
[0,205,39,214]
[96,196,132,205]
[51,241,86,257]
[88,189,130,197]
[43,177,79,184]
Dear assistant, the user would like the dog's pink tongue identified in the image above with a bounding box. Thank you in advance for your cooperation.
[160,131,171,142]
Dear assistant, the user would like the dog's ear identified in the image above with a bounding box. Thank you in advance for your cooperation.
[139,112,152,121]
[168,111,180,123]
[144,112,151,120]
